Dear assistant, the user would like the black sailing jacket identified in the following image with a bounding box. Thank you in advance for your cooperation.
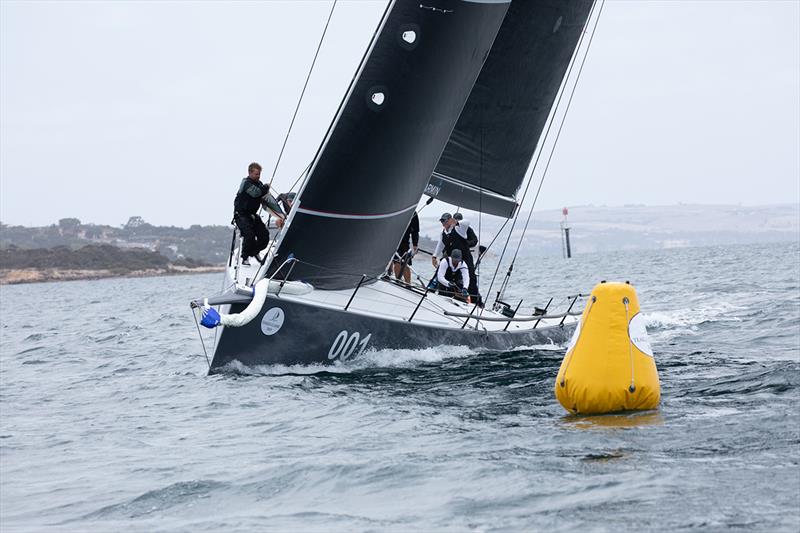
[234,178,270,216]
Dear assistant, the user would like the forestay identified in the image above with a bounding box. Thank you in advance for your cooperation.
[425,0,594,218]
[266,0,510,290]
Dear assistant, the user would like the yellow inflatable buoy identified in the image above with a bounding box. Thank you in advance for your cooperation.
[555,281,660,415]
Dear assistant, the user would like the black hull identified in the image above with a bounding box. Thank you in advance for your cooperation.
[209,295,573,372]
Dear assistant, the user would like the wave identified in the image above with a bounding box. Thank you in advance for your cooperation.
[337,341,565,369]
[642,301,745,330]
[80,480,228,521]
[677,362,799,397]
[218,344,478,375]
[641,301,748,345]
[500,341,567,353]
[221,360,350,376]
[350,344,476,368]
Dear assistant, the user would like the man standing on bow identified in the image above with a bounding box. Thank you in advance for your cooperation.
[233,162,271,265]
[432,212,482,305]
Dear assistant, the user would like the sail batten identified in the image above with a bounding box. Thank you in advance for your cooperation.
[427,0,595,217]
[296,203,418,220]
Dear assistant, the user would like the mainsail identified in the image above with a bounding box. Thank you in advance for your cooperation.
[267,0,510,290]
[425,0,595,218]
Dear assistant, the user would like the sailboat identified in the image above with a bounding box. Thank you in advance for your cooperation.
[191,0,598,371]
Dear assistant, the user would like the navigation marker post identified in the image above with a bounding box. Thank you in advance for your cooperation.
[561,207,572,259]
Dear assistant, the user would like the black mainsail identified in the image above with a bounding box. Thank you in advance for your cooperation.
[425,0,595,218]
[267,0,510,290]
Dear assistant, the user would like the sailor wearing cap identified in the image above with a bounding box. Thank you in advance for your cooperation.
[432,212,482,304]
[435,248,470,300]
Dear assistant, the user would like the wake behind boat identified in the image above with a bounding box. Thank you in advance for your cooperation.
[191,0,600,371]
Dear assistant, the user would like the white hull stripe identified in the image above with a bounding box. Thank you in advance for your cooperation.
[296,203,417,220]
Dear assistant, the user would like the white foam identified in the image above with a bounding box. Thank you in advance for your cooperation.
[506,341,566,352]
[344,344,476,369]
[639,301,746,346]
[221,360,353,376]
[344,340,568,369]
[217,345,478,374]
[642,301,744,330]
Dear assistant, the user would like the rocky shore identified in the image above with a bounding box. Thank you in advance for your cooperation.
[0,244,223,285]
[0,265,224,285]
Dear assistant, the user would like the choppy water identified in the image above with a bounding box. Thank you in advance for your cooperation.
[1,242,798,532]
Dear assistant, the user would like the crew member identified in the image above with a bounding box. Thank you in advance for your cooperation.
[393,212,419,284]
[434,249,470,300]
[432,212,482,305]
[453,212,485,263]
[233,162,271,265]
[274,192,295,229]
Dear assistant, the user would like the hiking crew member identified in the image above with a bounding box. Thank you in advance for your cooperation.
[275,192,296,229]
[432,212,482,305]
[435,249,470,300]
[393,212,420,283]
[233,162,271,265]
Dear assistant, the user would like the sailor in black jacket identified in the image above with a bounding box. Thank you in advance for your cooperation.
[233,162,271,265]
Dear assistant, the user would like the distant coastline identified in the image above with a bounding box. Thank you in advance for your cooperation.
[0,244,222,285]
[0,216,232,267]
[0,265,224,285]
[1,205,797,275]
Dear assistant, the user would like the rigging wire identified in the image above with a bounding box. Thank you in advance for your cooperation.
[268,0,338,189]
[191,308,211,369]
[477,101,484,295]
[478,217,510,265]
[482,2,600,307]
[500,0,606,298]
[257,1,394,286]
[288,161,314,194]
[481,0,605,310]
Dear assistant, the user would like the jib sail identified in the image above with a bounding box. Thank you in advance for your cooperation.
[425,0,595,218]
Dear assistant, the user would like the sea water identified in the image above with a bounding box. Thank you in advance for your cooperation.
[1,242,798,532]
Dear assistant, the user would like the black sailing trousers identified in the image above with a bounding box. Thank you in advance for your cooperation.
[235,214,269,260]
[461,253,483,306]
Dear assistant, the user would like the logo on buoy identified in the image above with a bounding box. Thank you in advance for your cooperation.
[260,307,285,336]
[628,312,654,357]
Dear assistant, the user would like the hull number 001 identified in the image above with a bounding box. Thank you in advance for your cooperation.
[328,330,372,361]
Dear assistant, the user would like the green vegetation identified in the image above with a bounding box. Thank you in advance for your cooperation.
[0,217,232,265]
[0,244,208,272]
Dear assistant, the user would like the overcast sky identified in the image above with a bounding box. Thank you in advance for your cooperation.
[1,0,798,228]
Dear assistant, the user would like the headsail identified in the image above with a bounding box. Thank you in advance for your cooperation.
[425,0,595,218]
[267,0,510,290]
